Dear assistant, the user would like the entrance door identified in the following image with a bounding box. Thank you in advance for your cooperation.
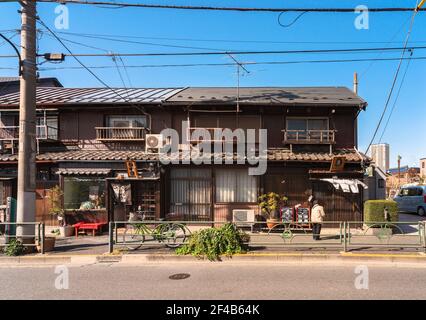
[169,168,212,221]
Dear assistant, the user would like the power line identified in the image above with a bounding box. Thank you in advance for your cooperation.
[378,55,413,143]
[36,1,426,12]
[32,45,426,58]
[37,17,150,118]
[50,31,229,51]
[38,56,426,71]
[364,6,420,155]
[54,30,426,45]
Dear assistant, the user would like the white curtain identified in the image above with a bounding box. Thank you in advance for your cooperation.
[216,169,257,202]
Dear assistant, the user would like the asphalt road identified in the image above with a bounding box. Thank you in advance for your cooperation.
[0,262,425,300]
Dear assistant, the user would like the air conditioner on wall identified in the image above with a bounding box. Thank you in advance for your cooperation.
[145,134,164,153]
[232,209,255,227]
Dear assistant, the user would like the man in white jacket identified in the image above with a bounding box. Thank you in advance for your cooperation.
[311,200,325,240]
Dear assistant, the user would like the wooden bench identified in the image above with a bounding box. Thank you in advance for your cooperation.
[73,222,107,238]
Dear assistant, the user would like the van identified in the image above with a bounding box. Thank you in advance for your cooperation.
[393,185,426,216]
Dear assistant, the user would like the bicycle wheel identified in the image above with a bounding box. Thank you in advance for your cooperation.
[123,224,145,250]
[163,223,187,248]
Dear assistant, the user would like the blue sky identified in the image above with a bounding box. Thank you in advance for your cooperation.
[1,0,425,167]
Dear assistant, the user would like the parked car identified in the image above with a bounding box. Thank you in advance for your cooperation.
[393,185,426,216]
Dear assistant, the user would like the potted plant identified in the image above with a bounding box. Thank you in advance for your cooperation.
[48,185,73,237]
[258,192,288,229]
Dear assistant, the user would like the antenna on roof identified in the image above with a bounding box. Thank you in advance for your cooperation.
[227,54,249,117]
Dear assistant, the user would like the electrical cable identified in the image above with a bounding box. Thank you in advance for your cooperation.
[36,56,426,71]
[364,4,420,155]
[37,18,151,119]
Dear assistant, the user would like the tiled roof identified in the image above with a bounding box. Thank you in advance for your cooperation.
[0,150,159,162]
[0,87,184,106]
[56,168,112,175]
[168,87,367,107]
[267,148,368,163]
[0,148,368,163]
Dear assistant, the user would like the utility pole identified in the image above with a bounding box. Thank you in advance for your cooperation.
[16,1,37,242]
[397,155,402,188]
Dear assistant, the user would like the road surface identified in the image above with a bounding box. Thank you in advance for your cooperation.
[0,261,425,300]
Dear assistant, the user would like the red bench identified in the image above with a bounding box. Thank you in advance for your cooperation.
[73,222,107,237]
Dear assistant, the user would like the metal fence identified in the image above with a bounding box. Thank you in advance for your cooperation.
[0,222,45,254]
[108,220,426,253]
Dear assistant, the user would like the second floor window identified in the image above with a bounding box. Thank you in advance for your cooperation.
[286,118,329,132]
[108,115,147,128]
[285,117,331,142]
[36,116,58,140]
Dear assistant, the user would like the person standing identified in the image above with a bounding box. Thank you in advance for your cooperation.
[311,200,325,240]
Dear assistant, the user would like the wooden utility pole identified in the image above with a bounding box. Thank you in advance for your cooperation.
[397,155,402,188]
[16,1,37,241]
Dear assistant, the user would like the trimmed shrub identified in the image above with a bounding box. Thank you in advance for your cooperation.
[176,223,249,261]
[364,200,398,226]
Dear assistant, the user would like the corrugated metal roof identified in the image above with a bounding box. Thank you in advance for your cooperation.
[168,87,367,107]
[0,148,368,163]
[0,77,20,83]
[0,87,185,106]
[0,86,367,108]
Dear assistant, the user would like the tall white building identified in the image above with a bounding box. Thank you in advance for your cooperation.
[371,143,390,172]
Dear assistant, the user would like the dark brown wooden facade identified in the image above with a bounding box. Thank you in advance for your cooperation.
[0,86,369,226]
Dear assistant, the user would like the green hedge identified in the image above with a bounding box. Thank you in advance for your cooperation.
[364,200,398,226]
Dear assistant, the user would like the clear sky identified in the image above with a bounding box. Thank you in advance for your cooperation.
[1,0,425,168]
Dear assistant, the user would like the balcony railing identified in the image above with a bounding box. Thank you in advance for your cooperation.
[95,127,146,141]
[0,125,58,141]
[282,129,336,144]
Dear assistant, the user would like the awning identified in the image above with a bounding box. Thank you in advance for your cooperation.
[56,168,112,176]
[320,178,368,194]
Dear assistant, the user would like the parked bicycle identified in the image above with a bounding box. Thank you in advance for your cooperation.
[123,212,189,250]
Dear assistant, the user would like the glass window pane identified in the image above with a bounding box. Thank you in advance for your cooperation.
[308,119,328,130]
[287,119,307,131]
[63,177,106,210]
[108,115,147,128]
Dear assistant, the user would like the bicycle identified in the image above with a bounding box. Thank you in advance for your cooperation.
[123,213,189,250]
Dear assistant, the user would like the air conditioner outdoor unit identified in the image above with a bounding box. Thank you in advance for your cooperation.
[145,134,164,153]
[232,209,255,228]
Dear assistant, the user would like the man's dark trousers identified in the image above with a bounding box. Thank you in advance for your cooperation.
[312,223,322,240]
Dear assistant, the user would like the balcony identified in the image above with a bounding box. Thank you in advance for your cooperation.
[0,125,58,141]
[95,127,146,141]
[282,129,336,145]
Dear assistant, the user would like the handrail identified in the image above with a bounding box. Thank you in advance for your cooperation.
[0,125,58,140]
[108,220,426,254]
[282,129,336,144]
[95,126,146,141]
[0,222,45,254]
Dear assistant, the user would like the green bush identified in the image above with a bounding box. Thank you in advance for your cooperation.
[3,239,26,256]
[176,223,249,261]
[364,200,398,226]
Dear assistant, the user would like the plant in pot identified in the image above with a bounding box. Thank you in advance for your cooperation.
[48,185,73,238]
[258,192,288,229]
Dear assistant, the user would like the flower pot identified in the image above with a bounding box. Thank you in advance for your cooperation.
[266,218,279,229]
[36,236,56,253]
[60,226,74,237]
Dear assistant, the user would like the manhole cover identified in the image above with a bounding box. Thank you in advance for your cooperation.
[169,273,190,280]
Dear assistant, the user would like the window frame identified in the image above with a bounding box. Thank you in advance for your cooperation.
[215,168,259,204]
[286,117,330,132]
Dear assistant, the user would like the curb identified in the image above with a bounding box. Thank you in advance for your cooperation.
[1,252,426,265]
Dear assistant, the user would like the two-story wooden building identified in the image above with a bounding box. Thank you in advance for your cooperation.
[0,84,369,226]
